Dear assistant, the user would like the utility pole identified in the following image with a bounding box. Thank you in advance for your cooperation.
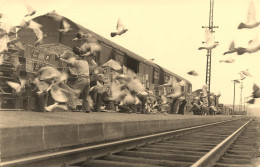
[239,82,243,112]
[232,79,240,115]
[202,0,218,92]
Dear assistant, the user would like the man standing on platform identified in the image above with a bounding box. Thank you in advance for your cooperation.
[178,98,187,115]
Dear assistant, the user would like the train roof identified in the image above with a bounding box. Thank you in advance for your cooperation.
[33,13,190,84]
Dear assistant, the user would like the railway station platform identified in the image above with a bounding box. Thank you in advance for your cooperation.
[0,111,241,161]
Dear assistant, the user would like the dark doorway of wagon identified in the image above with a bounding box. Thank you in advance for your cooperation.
[126,56,139,73]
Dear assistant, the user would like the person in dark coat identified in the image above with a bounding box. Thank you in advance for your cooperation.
[178,98,187,115]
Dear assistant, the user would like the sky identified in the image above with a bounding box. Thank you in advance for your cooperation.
[1,0,260,109]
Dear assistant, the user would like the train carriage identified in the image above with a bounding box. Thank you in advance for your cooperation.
[0,13,192,111]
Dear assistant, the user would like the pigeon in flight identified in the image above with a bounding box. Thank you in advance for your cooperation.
[6,78,27,94]
[238,1,260,29]
[219,57,235,63]
[111,18,128,37]
[238,72,246,80]
[187,70,199,76]
[235,37,260,55]
[72,32,97,43]
[45,102,68,112]
[24,4,36,17]
[102,59,122,71]
[241,69,252,77]
[198,28,218,50]
[58,19,72,33]
[17,20,46,46]
[144,58,155,64]
[223,41,243,55]
[252,83,260,98]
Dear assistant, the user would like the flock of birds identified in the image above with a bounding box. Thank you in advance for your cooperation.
[188,0,260,106]
[0,3,188,113]
[2,0,260,112]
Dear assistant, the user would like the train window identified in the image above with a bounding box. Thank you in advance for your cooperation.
[181,86,184,92]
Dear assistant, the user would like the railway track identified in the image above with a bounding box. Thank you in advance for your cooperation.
[1,117,258,167]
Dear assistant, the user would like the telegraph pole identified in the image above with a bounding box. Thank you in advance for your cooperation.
[239,82,243,112]
[202,0,218,92]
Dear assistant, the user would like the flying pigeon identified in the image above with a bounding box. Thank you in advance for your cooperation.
[144,58,155,63]
[72,32,97,43]
[89,81,106,94]
[111,18,128,37]
[238,1,260,29]
[166,83,183,99]
[198,28,218,50]
[247,98,255,104]
[223,41,243,55]
[58,19,72,33]
[6,78,27,93]
[18,20,46,46]
[102,59,122,71]
[33,78,52,96]
[50,83,75,103]
[187,70,199,76]
[45,102,68,112]
[24,4,36,17]
[109,81,127,102]
[252,83,260,98]
[241,69,252,77]
[239,72,246,80]
[38,66,61,81]
[235,37,260,55]
[219,57,235,63]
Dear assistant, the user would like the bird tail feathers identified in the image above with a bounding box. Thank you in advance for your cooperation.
[238,23,245,29]
[111,32,117,37]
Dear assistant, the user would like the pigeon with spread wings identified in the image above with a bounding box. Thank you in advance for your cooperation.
[223,41,244,55]
[111,18,128,37]
[198,28,218,50]
[236,37,260,55]
[6,78,27,94]
[58,19,72,33]
[238,1,260,29]
[17,20,46,46]
[24,4,36,17]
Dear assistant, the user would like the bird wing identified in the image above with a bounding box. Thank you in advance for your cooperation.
[161,95,168,104]
[102,59,122,71]
[6,81,21,90]
[205,28,215,46]
[127,78,145,94]
[50,83,69,102]
[248,36,259,48]
[20,78,27,87]
[62,19,71,31]
[116,18,125,31]
[33,78,51,91]
[202,84,208,97]
[29,21,43,40]
[247,1,256,23]
[25,4,35,15]
[241,70,252,77]
[179,80,186,87]
[39,67,61,80]
[88,42,101,52]
[229,41,235,50]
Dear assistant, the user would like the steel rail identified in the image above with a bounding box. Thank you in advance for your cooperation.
[0,117,245,167]
[191,117,254,167]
